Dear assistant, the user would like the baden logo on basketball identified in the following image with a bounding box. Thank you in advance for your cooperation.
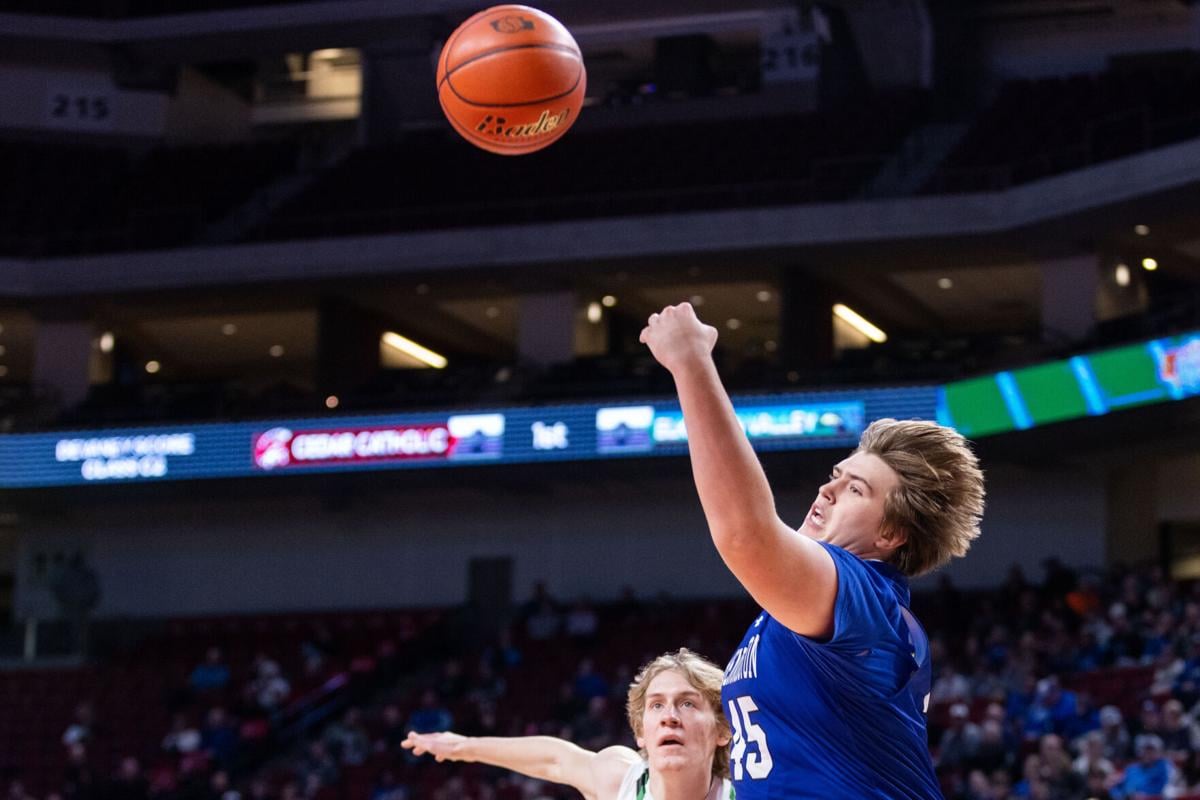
[476,108,571,140]
[490,15,534,33]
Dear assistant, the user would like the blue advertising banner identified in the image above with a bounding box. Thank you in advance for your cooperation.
[0,386,936,488]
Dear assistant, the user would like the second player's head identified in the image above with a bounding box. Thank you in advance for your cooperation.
[799,418,985,577]
[626,649,730,780]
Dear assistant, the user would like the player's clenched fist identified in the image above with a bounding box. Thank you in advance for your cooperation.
[639,302,719,375]
[402,731,468,762]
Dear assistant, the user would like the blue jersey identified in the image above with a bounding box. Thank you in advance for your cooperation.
[720,542,941,799]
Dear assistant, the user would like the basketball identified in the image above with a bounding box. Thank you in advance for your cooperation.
[437,5,586,155]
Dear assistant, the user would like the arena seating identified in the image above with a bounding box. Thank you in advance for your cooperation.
[8,561,1200,799]
[253,93,923,242]
[0,607,441,799]
[0,140,297,257]
[924,62,1200,194]
[0,0,307,17]
[2,63,1197,258]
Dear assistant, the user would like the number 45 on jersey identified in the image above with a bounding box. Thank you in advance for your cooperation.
[727,696,774,780]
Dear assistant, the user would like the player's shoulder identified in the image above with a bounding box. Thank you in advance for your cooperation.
[592,746,641,798]
[594,745,640,768]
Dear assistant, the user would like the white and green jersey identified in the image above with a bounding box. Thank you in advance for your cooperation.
[616,761,735,800]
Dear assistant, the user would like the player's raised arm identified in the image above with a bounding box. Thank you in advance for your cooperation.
[639,302,837,638]
[402,731,635,800]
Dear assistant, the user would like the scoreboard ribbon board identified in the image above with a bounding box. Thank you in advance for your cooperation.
[938,330,1200,436]
[2,329,1196,488]
[0,387,932,488]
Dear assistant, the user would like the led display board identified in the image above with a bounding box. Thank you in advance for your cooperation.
[938,330,1200,436]
[0,387,933,488]
[5,329,1195,489]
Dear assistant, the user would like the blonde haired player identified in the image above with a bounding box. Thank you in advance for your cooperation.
[640,302,986,799]
[403,649,734,800]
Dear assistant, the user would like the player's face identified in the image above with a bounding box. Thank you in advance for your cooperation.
[638,669,729,776]
[799,451,900,555]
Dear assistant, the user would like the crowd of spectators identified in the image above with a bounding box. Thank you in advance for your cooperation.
[921,562,1200,800]
[237,564,1200,800]
[5,612,418,800]
[13,561,1200,800]
[30,644,290,800]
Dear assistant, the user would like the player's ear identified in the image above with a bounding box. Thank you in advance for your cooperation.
[875,524,908,554]
[715,726,731,747]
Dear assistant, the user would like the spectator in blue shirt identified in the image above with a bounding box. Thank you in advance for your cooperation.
[1112,735,1173,799]
[572,657,609,703]
[200,706,239,767]
[188,646,230,693]
[1060,691,1101,742]
[1023,677,1077,738]
[405,690,453,734]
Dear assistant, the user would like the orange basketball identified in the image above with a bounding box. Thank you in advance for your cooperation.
[437,4,586,155]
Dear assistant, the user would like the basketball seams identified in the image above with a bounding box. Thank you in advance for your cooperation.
[438,6,491,81]
[440,5,575,79]
[438,42,581,88]
[443,58,583,108]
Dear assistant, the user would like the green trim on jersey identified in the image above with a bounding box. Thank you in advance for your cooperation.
[633,769,735,800]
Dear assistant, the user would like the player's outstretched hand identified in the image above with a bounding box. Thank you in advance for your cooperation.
[402,730,468,762]
[639,302,719,375]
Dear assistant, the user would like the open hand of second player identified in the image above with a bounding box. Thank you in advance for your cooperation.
[401,730,468,762]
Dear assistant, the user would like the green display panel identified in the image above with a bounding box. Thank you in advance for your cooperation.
[1013,362,1089,426]
[939,375,1014,437]
[938,330,1200,436]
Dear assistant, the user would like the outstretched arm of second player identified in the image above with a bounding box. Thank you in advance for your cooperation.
[402,731,635,800]
[640,303,837,638]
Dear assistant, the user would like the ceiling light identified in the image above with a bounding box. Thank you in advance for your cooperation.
[756,290,772,302]
[833,303,887,344]
[601,295,617,308]
[269,345,285,358]
[587,302,603,323]
[937,278,954,290]
[325,395,339,409]
[222,323,237,336]
[1134,224,1150,236]
[382,331,447,369]
[689,295,704,307]
[485,306,500,319]
[726,318,742,330]
[764,340,778,352]
[145,360,161,374]
[1142,257,1158,271]
[1115,263,1131,287]
[99,332,114,353]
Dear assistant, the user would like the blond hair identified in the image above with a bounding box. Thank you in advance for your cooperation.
[855,418,985,577]
[625,649,730,780]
